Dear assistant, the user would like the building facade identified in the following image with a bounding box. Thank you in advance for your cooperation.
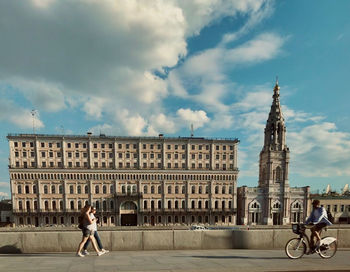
[237,81,310,225]
[8,134,239,227]
[309,187,350,224]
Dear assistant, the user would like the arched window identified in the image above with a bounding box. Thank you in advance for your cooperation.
[198,200,202,209]
[132,185,137,193]
[175,200,179,209]
[229,201,232,209]
[77,185,81,194]
[70,185,74,194]
[103,185,107,194]
[143,185,148,194]
[158,200,162,209]
[95,200,100,210]
[182,186,185,194]
[33,185,37,194]
[191,185,195,194]
[215,186,219,194]
[222,186,226,194]
[205,200,209,209]
[175,186,179,194]
[95,185,99,194]
[222,200,225,209]
[144,200,148,209]
[110,185,114,194]
[110,200,114,210]
[229,186,232,194]
[26,200,30,211]
[158,186,162,194]
[44,185,48,194]
[273,201,281,209]
[59,185,63,194]
[25,185,30,194]
[205,186,209,194]
[103,200,107,211]
[71,217,75,224]
[215,200,218,209]
[78,200,82,210]
[52,200,57,210]
[84,185,89,194]
[18,185,22,194]
[198,186,202,194]
[276,166,282,181]
[168,200,172,209]
[60,200,63,210]
[151,200,155,209]
[51,185,55,194]
[70,200,74,210]
[191,200,195,209]
[122,185,126,194]
[168,185,172,194]
[151,186,155,194]
[182,200,185,209]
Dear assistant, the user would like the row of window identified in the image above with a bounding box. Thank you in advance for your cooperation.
[13,141,235,151]
[12,173,237,181]
[143,199,233,209]
[15,160,235,170]
[17,183,233,195]
[324,204,349,213]
[18,199,114,211]
[15,151,234,160]
[17,215,114,226]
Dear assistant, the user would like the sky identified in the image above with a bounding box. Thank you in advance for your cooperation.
[0,0,349,199]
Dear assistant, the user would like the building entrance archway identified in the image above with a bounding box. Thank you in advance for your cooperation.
[120,201,138,226]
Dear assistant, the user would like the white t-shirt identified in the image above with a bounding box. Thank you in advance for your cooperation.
[87,213,97,231]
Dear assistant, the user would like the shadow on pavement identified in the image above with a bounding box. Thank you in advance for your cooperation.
[182,255,287,260]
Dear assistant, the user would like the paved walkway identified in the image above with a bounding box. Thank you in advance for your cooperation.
[0,249,349,272]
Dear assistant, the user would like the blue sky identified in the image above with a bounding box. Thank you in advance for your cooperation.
[0,0,349,198]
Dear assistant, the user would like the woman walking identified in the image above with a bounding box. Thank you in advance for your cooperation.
[82,206,109,255]
[76,205,105,257]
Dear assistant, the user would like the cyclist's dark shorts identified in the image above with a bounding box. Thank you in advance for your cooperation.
[314,222,327,231]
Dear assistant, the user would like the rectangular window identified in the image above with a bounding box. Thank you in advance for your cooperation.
[206,154,210,159]
[216,145,219,150]
[76,152,79,158]
[109,143,113,148]
[109,162,113,168]
[16,161,19,167]
[31,151,35,157]
[126,153,130,158]
[143,144,147,149]
[182,163,186,168]
[22,142,26,147]
[175,153,178,159]
[143,162,147,168]
[175,163,178,168]
[223,154,226,160]
[206,163,210,169]
[341,205,345,212]
[191,154,195,159]
[167,163,171,168]
[199,154,202,159]
[216,164,219,169]
[94,143,97,148]
[102,162,106,168]
[119,162,123,168]
[83,152,88,158]
[68,161,72,167]
[42,161,46,167]
[192,163,195,168]
[57,152,61,157]
[119,153,122,158]
[31,161,36,167]
[158,144,161,149]
[48,143,52,148]
[199,145,202,150]
[126,162,130,168]
[167,145,171,149]
[143,153,147,159]
[14,142,18,147]
[67,143,71,148]
[108,152,113,158]
[41,152,46,157]
[75,143,79,148]
[167,154,171,159]
[158,163,162,168]
[206,145,209,150]
[83,143,87,148]
[158,153,161,159]
[175,145,178,150]
[150,153,154,159]
[84,162,88,168]
[41,142,45,148]
[101,153,105,158]
[182,154,186,159]
[30,142,34,147]
[57,142,61,148]
[216,154,219,159]
[15,152,19,157]
[57,162,62,167]
[101,143,105,148]
[118,144,122,149]
[333,205,338,212]
[76,162,80,167]
[134,153,138,158]
[191,145,195,150]
[133,144,137,149]
[94,153,98,158]
[94,162,98,168]
[223,145,226,150]
[151,163,154,168]
[150,144,154,149]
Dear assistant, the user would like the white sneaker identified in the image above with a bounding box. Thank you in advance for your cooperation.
[76,252,85,257]
[101,249,109,253]
[97,251,105,256]
[82,250,89,255]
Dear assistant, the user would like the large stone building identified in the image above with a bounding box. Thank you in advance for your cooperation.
[7,134,239,227]
[237,81,310,225]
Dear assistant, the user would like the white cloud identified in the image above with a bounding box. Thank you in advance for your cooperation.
[0,192,9,197]
[0,182,9,188]
[0,98,44,130]
[176,108,210,129]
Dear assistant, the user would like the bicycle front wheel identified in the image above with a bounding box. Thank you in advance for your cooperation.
[318,239,337,259]
[285,238,306,259]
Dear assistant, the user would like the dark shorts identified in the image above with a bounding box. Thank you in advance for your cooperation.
[82,228,95,237]
[313,222,327,232]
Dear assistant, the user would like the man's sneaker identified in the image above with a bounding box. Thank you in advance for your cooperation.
[101,249,109,253]
[82,250,89,256]
[76,252,85,257]
[97,251,106,256]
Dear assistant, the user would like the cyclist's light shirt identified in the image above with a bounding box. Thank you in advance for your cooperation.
[305,207,332,226]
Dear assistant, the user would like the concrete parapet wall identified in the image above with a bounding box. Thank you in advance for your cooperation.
[0,227,349,253]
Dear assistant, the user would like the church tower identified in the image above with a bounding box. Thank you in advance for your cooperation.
[258,79,290,224]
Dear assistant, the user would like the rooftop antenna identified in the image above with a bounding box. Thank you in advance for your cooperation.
[190,124,194,137]
[31,109,38,134]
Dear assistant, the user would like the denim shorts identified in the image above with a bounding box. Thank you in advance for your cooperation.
[82,228,95,237]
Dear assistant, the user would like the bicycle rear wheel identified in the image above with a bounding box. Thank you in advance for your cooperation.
[285,238,306,259]
[318,239,337,259]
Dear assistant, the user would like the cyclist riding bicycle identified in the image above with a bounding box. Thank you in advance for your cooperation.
[305,199,332,252]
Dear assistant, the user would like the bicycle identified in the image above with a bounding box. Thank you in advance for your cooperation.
[285,223,337,259]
